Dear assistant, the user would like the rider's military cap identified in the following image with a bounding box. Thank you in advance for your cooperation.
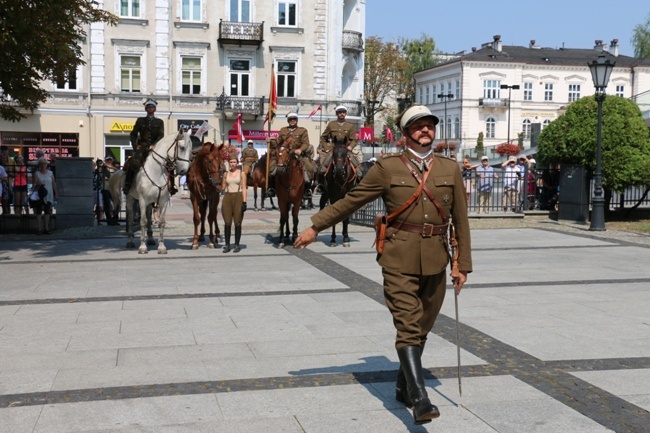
[144,98,158,107]
[334,105,348,113]
[397,105,439,130]
[286,112,299,119]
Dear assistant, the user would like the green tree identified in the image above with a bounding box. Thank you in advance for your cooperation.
[398,34,438,104]
[475,132,484,157]
[0,0,117,121]
[364,37,408,127]
[538,96,650,204]
[632,13,650,58]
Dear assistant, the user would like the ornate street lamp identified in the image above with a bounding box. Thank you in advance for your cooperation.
[588,53,615,231]
[500,84,520,148]
[437,93,453,155]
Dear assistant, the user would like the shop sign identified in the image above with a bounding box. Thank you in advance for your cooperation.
[110,121,135,132]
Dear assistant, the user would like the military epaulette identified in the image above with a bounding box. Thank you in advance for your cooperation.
[434,153,457,161]
[380,152,401,159]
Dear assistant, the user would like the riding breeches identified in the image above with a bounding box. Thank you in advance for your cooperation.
[381,267,446,350]
[222,192,243,226]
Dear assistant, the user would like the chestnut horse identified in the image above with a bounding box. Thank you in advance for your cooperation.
[248,153,276,211]
[187,142,223,249]
[322,142,357,247]
[274,145,305,247]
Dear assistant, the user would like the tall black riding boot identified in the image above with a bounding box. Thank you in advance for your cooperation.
[396,342,425,408]
[397,346,440,425]
[223,225,231,253]
[233,225,242,253]
[266,175,276,197]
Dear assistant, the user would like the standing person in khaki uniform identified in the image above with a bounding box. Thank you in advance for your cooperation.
[294,105,472,425]
[241,140,259,177]
[221,152,247,253]
[317,105,362,180]
[265,113,314,197]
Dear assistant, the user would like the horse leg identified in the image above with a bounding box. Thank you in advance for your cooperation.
[198,201,207,242]
[291,204,300,243]
[342,217,350,248]
[330,224,337,247]
[191,198,201,249]
[126,196,136,249]
[156,201,169,254]
[137,199,150,254]
[146,204,156,246]
[253,186,259,211]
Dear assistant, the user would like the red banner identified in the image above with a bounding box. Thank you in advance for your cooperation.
[228,129,280,140]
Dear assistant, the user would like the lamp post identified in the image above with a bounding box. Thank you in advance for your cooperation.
[500,84,520,148]
[588,53,615,231]
[437,92,453,155]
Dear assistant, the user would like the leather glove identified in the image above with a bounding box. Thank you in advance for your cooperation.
[241,202,247,213]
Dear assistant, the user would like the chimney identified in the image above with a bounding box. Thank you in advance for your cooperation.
[594,39,609,52]
[493,34,502,52]
[610,38,619,56]
[529,39,540,49]
[472,47,477,52]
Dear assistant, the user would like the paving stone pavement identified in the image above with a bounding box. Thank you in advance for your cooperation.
[0,194,649,433]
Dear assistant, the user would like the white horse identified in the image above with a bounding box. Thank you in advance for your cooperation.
[113,130,192,254]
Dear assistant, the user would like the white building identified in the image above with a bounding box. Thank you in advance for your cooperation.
[0,0,366,164]
[414,35,650,161]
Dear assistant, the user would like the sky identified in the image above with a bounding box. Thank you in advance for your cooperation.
[366,0,650,57]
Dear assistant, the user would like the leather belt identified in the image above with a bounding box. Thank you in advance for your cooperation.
[389,220,448,237]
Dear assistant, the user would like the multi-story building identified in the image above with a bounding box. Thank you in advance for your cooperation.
[414,35,650,160]
[0,0,366,164]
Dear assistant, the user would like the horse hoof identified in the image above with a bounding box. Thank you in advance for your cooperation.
[278,242,285,248]
[191,244,199,250]
[158,248,168,255]
[343,242,350,248]
[138,248,148,254]
[208,243,214,249]
[329,242,337,247]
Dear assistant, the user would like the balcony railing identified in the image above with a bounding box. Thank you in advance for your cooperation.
[218,20,264,47]
[478,98,508,108]
[215,95,264,116]
[342,30,364,52]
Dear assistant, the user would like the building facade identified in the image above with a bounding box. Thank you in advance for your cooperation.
[414,35,650,161]
[0,0,366,165]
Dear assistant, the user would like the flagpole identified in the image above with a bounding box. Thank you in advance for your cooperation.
[265,65,275,194]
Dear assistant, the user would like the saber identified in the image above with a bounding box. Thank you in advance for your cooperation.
[454,285,462,397]
[448,222,462,398]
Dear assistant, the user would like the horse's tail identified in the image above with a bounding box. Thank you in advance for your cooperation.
[108,170,125,211]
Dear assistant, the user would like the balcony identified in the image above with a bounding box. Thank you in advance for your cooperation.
[337,100,363,117]
[218,20,264,48]
[342,30,364,52]
[215,95,264,116]
[478,98,508,108]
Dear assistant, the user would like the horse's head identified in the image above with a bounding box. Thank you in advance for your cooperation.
[275,146,292,174]
[205,143,222,186]
[174,131,192,176]
[332,142,350,181]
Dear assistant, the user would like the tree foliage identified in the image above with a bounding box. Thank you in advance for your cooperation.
[632,12,650,58]
[538,96,650,192]
[0,0,117,121]
[363,37,408,127]
[398,34,437,101]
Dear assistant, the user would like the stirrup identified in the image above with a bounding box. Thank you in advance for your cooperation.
[266,188,275,197]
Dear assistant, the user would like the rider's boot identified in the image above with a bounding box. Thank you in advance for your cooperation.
[233,225,241,253]
[266,175,276,198]
[223,225,231,253]
[397,346,440,425]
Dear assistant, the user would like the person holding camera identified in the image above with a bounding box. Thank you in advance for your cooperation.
[33,157,58,234]
[221,154,247,253]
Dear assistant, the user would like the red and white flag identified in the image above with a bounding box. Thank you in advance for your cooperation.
[385,126,394,142]
[194,121,213,141]
[307,105,322,119]
[263,66,278,127]
[235,113,245,144]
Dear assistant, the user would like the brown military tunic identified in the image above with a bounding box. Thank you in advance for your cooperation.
[319,120,361,166]
[271,126,313,178]
[241,146,259,174]
[310,150,472,348]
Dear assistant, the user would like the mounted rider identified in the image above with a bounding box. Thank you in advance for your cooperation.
[241,139,259,177]
[265,112,314,197]
[124,99,166,195]
[317,105,362,182]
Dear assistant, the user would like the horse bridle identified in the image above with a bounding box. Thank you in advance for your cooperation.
[141,130,189,202]
[326,143,357,188]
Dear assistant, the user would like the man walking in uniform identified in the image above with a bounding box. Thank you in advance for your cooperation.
[241,140,259,177]
[317,105,362,182]
[124,99,165,195]
[265,113,314,197]
[294,105,472,425]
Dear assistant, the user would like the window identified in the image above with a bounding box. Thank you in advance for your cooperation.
[483,80,501,99]
[229,59,250,96]
[616,85,625,97]
[454,117,460,139]
[432,84,437,103]
[568,84,581,102]
[120,56,141,92]
[56,68,78,90]
[523,82,533,101]
[230,0,250,22]
[544,83,554,101]
[277,61,296,98]
[455,80,460,99]
[522,119,531,138]
[182,0,201,21]
[278,0,297,26]
[446,117,452,139]
[486,117,495,138]
[182,57,201,95]
[120,0,140,18]
[425,86,430,104]
[542,119,551,129]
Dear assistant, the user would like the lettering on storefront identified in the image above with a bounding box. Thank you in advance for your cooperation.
[110,121,135,132]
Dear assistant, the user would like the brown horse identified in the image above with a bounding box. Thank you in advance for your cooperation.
[274,146,305,247]
[248,153,276,211]
[321,142,357,247]
[187,142,223,249]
